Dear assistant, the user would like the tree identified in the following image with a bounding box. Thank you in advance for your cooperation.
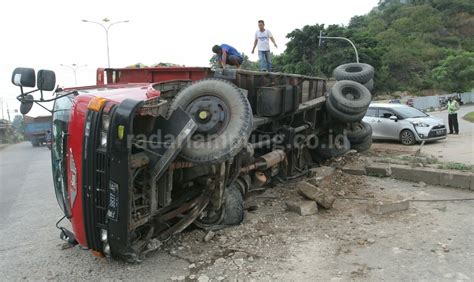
[11,115,24,134]
[431,51,474,92]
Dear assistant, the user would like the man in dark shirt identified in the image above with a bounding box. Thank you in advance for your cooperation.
[212,44,243,69]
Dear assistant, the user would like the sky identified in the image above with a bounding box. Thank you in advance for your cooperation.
[0,0,379,117]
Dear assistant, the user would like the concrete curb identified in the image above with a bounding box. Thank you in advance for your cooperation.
[343,163,474,190]
[0,144,9,151]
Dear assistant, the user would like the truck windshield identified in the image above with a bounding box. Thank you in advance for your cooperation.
[52,94,74,217]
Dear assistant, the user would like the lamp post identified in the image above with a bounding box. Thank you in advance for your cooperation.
[82,18,129,68]
[60,64,87,86]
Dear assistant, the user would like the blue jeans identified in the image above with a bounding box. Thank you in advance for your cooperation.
[258,50,272,71]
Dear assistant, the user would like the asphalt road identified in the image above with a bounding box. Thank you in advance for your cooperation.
[0,142,187,280]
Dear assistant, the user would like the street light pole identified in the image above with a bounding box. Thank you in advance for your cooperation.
[82,18,129,68]
[60,64,87,86]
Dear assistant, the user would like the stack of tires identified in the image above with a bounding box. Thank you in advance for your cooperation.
[325,63,375,154]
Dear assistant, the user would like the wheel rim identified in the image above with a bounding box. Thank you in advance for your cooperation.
[341,86,361,100]
[401,131,414,145]
[185,95,230,141]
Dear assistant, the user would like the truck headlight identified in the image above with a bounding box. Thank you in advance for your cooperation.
[100,131,108,147]
[102,114,110,131]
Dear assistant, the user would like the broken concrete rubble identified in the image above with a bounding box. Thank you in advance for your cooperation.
[367,198,410,215]
[297,181,335,209]
[285,200,318,216]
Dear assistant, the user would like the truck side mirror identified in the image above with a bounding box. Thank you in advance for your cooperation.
[37,70,56,91]
[20,94,34,115]
[11,67,36,88]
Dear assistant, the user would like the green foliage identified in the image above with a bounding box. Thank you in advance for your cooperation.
[11,115,24,134]
[463,112,474,123]
[274,0,474,94]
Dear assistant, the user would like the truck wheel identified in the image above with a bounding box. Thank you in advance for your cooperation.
[169,79,253,164]
[315,134,351,160]
[351,137,372,152]
[334,63,374,84]
[329,80,372,114]
[326,97,366,123]
[346,122,372,144]
[400,129,416,145]
[194,183,244,230]
[364,79,374,92]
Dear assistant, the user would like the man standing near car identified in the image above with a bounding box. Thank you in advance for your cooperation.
[252,20,277,71]
[447,97,460,134]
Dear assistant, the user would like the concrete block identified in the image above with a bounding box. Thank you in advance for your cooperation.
[390,165,440,185]
[366,163,391,177]
[285,200,318,216]
[298,182,335,209]
[439,170,472,189]
[367,199,410,215]
[309,166,336,180]
[342,164,366,175]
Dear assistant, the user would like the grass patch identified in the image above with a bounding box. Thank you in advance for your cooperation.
[463,111,474,123]
[437,162,474,172]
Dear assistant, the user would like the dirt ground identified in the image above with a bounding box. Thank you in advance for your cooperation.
[1,144,473,281]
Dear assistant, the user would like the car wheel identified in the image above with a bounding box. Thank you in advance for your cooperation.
[334,63,374,84]
[168,79,253,164]
[400,129,416,145]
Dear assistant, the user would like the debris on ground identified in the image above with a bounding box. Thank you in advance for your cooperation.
[297,181,335,209]
[285,200,318,216]
[367,198,410,215]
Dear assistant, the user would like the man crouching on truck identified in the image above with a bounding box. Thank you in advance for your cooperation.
[212,44,243,69]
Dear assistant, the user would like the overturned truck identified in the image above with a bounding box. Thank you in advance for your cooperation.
[12,63,374,261]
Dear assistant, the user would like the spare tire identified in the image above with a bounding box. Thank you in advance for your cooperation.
[364,79,374,92]
[326,97,367,123]
[329,80,372,114]
[346,122,372,144]
[169,79,253,164]
[334,63,374,84]
[351,137,372,152]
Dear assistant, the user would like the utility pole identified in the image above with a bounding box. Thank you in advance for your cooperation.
[82,18,129,68]
[60,64,87,86]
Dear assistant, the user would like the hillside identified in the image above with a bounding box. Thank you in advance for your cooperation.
[273,0,474,94]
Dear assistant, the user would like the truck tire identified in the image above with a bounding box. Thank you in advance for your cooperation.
[329,80,372,114]
[315,134,351,160]
[334,63,374,84]
[351,137,372,152]
[364,79,374,92]
[346,122,372,144]
[194,183,244,230]
[326,97,366,123]
[169,79,253,164]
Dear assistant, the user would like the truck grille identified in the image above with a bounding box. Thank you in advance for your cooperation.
[94,151,108,229]
[83,110,109,252]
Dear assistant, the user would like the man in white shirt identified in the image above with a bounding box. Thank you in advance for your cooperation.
[252,20,277,71]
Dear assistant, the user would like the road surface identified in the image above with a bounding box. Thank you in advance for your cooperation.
[0,142,473,280]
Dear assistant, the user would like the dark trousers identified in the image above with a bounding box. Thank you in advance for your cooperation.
[448,113,459,134]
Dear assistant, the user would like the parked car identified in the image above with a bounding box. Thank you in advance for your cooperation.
[363,103,447,145]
